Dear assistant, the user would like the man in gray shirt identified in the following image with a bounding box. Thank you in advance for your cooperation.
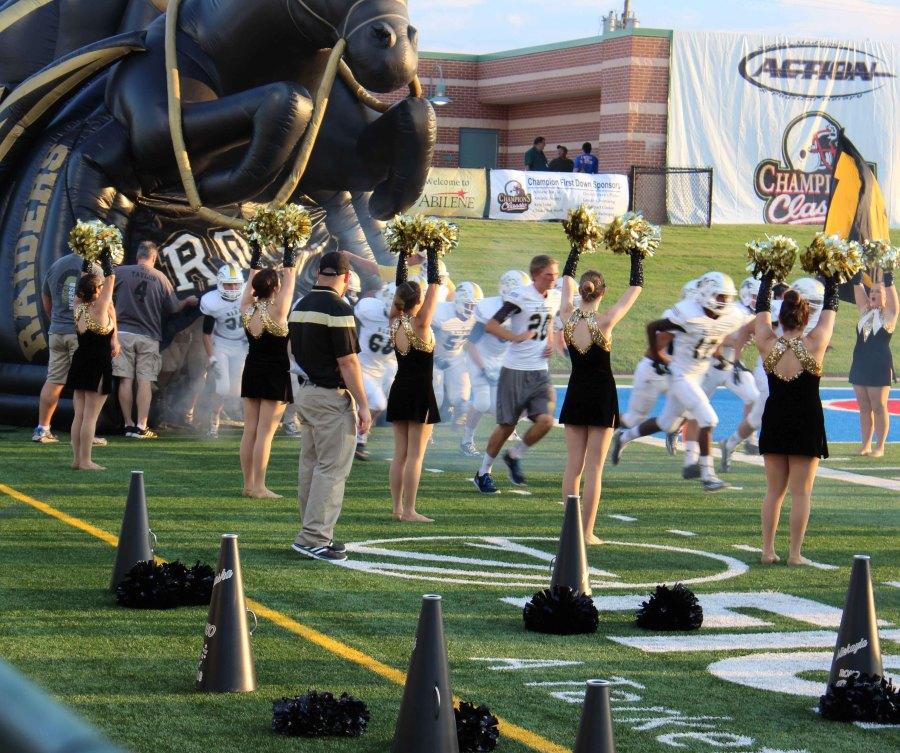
[32,254,104,443]
[113,241,197,438]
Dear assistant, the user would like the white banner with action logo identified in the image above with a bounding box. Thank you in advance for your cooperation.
[667,31,900,225]
[488,170,629,222]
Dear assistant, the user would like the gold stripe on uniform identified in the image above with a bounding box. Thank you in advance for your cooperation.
[288,310,357,328]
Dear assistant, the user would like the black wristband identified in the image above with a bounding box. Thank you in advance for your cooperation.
[250,243,262,270]
[822,277,839,312]
[99,252,114,278]
[426,249,441,285]
[629,252,644,287]
[282,245,296,269]
[562,246,579,279]
[850,269,863,285]
[395,253,408,286]
[81,258,92,273]
[755,272,773,314]
[884,271,894,288]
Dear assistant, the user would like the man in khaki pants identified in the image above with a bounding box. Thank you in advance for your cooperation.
[288,252,371,562]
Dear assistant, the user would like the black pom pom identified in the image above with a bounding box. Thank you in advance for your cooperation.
[272,691,369,737]
[635,583,703,631]
[455,701,499,752]
[819,673,900,724]
[523,586,599,635]
[115,560,214,609]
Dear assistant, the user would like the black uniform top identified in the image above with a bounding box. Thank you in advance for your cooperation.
[288,286,359,388]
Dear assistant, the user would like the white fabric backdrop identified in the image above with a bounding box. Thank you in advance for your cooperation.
[487,170,629,222]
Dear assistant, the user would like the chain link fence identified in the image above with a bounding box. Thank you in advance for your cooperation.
[629,167,713,226]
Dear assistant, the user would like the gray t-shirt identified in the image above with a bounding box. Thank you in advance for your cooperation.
[114,264,180,341]
[42,254,95,335]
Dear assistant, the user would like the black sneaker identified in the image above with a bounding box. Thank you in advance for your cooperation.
[682,463,701,479]
[291,543,348,561]
[329,540,347,553]
[473,472,499,494]
[702,476,730,492]
[611,428,625,465]
[123,425,138,437]
[354,444,370,461]
[502,451,527,486]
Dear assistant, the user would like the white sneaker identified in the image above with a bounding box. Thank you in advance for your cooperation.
[32,427,58,444]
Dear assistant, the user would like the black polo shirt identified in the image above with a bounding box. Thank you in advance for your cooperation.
[289,286,359,388]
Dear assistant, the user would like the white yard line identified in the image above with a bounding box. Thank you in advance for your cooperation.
[886,582,900,589]
[608,514,637,522]
[636,437,900,492]
[667,529,697,537]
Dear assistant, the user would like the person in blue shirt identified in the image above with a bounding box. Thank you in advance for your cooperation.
[574,142,599,174]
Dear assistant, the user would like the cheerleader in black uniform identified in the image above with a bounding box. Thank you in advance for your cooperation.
[754,270,838,566]
[68,253,119,471]
[386,245,442,522]
[849,270,897,458]
[239,246,296,499]
[558,245,644,545]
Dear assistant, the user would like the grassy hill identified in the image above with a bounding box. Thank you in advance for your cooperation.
[445,220,899,376]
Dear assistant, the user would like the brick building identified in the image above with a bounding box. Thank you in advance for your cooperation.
[419,27,671,175]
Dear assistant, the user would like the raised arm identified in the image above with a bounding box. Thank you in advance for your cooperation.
[414,248,442,331]
[560,245,580,321]
[851,270,868,316]
[602,253,644,331]
[882,271,898,332]
[753,272,777,354]
[806,275,838,358]
[240,268,258,312]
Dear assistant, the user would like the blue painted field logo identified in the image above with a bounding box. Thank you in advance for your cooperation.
[738,42,895,99]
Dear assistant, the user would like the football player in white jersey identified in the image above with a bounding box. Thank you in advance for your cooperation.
[432,281,482,425]
[612,272,746,492]
[461,270,529,456]
[474,255,561,493]
[353,282,398,459]
[200,263,248,438]
[721,277,824,470]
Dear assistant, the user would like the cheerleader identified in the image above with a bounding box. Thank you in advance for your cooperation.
[559,246,643,544]
[849,270,897,457]
[386,245,442,522]
[239,246,296,498]
[68,252,119,471]
[754,270,838,566]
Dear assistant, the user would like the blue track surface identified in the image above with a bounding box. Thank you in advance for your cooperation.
[552,386,900,443]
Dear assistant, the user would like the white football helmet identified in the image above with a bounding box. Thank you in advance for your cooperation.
[455,281,483,319]
[499,269,529,298]
[216,263,243,301]
[345,270,362,306]
[681,278,701,302]
[378,282,396,314]
[790,277,825,312]
[739,277,761,309]
[697,272,737,314]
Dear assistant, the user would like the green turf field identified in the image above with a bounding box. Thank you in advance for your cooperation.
[0,424,897,753]
[1,221,898,753]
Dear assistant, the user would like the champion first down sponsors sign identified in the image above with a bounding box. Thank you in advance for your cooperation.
[488,170,629,222]
[667,32,900,225]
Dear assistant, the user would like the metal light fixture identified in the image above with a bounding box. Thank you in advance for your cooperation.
[428,64,451,106]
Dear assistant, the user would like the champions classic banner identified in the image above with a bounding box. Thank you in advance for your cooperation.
[410,167,488,218]
[488,170,629,222]
[667,31,900,225]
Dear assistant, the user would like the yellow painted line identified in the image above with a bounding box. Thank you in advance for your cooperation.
[1,482,571,753]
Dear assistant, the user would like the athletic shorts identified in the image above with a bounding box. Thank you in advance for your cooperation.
[46,333,78,384]
[658,374,718,432]
[495,367,554,426]
[113,332,161,381]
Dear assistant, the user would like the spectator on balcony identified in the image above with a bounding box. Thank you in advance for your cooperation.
[574,143,599,174]
[548,145,574,173]
[524,137,548,171]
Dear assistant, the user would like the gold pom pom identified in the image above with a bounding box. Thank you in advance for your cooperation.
[279,204,312,249]
[68,219,124,265]
[385,215,459,258]
[245,206,282,247]
[563,204,603,254]
[800,233,862,282]
[745,234,798,281]
[601,212,660,258]
[861,239,898,273]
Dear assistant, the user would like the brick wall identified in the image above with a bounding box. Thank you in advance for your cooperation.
[410,31,670,175]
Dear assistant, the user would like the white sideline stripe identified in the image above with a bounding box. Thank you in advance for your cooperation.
[886,581,900,589]
[667,529,697,537]
[855,722,900,730]
[608,514,637,522]
[731,544,838,571]
[423,468,445,474]
[610,628,900,654]
[636,436,900,492]
[509,489,533,496]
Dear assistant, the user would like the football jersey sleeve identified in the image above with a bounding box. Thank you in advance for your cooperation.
[199,290,218,317]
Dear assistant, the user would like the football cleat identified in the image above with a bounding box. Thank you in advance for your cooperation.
[610,429,626,465]
[502,451,527,486]
[702,476,730,493]
[719,439,733,473]
[459,441,481,457]
[665,431,680,456]
[682,463,701,479]
[473,472,499,494]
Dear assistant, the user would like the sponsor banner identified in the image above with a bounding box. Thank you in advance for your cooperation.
[409,167,487,218]
[488,170,629,221]
[667,31,900,225]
